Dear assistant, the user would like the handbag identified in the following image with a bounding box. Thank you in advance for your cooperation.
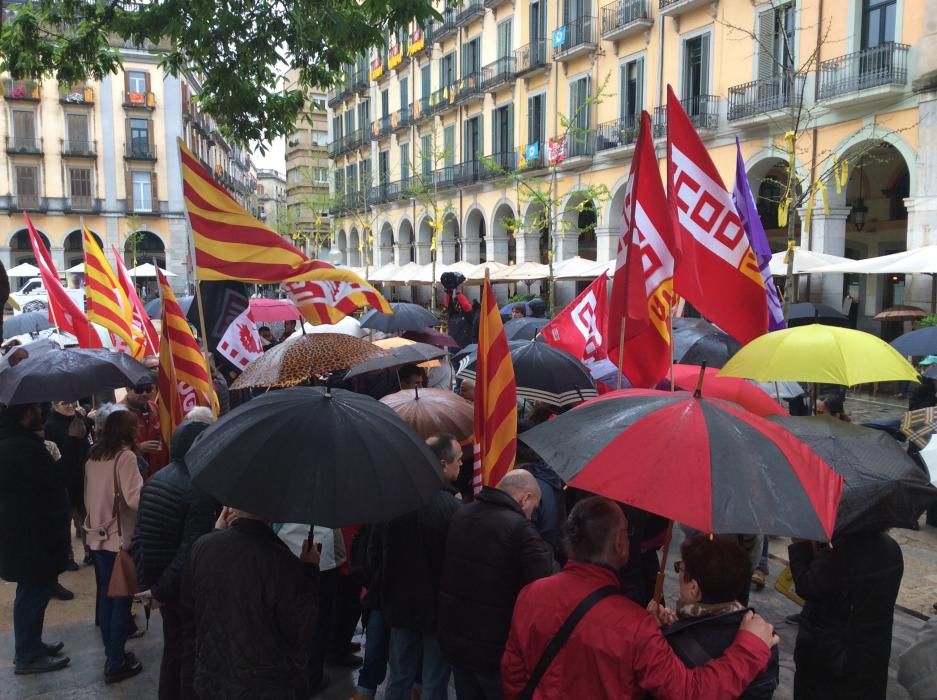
[106,454,139,598]
[774,564,804,607]
[518,586,620,700]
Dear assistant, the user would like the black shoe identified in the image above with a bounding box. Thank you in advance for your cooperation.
[327,652,363,668]
[53,583,74,601]
[348,641,362,653]
[42,641,65,656]
[310,673,330,696]
[65,560,80,572]
[15,655,70,675]
[127,625,145,640]
[786,613,802,624]
[105,651,143,684]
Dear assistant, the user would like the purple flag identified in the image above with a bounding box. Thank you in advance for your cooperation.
[732,138,786,331]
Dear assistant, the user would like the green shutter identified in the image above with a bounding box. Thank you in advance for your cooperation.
[700,33,711,95]
[507,103,514,151]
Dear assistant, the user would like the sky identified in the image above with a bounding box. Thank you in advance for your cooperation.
[252,136,286,175]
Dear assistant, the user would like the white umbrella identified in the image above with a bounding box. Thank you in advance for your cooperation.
[7,262,41,277]
[918,434,937,487]
[465,261,509,283]
[490,262,551,282]
[440,261,477,278]
[768,249,854,276]
[368,263,399,283]
[808,245,937,275]
[127,263,176,277]
[387,262,426,286]
[301,316,364,338]
[65,262,85,274]
[404,263,437,285]
[554,256,607,281]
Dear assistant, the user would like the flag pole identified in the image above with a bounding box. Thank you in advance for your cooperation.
[616,320,625,390]
[668,307,675,392]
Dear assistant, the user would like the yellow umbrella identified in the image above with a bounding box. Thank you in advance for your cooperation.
[373,337,441,368]
[718,324,919,386]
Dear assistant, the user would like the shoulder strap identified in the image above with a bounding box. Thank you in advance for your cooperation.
[669,629,714,668]
[519,585,620,700]
[112,454,124,538]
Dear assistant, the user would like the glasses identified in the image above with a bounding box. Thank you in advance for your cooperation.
[132,385,155,394]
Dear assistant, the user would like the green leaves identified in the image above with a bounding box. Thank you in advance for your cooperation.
[0,0,437,144]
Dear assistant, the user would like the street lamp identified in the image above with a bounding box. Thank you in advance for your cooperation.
[850,158,868,233]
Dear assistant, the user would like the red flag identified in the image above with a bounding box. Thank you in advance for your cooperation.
[542,273,609,363]
[112,246,159,356]
[667,85,767,344]
[23,213,102,348]
[216,307,263,369]
[607,112,677,388]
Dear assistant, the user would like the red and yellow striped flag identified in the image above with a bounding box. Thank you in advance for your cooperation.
[82,227,143,359]
[157,269,217,446]
[472,280,518,492]
[283,279,392,325]
[180,140,385,291]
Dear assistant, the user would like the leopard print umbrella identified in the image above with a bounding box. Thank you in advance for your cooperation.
[231,333,387,389]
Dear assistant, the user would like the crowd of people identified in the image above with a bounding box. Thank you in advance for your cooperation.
[0,314,933,700]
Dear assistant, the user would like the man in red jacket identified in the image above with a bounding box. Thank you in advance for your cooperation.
[502,497,778,699]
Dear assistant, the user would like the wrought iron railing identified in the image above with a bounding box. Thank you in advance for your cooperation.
[431,9,458,41]
[6,136,42,153]
[654,94,720,135]
[455,71,483,102]
[601,0,649,36]
[553,16,596,59]
[727,72,799,121]
[62,139,97,156]
[481,57,517,91]
[456,0,485,24]
[595,115,639,152]
[818,43,909,99]
[516,40,549,75]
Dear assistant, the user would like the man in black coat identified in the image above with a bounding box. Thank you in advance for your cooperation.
[182,509,321,700]
[381,434,462,700]
[134,420,220,700]
[790,531,903,700]
[437,469,554,700]
[0,403,72,674]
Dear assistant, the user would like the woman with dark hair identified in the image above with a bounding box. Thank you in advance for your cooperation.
[84,410,144,684]
[816,394,850,422]
[664,535,779,699]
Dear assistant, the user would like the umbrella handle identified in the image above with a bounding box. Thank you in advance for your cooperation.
[653,520,675,604]
[693,361,708,398]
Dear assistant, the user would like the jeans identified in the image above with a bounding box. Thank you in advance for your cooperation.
[308,567,338,689]
[356,609,390,695]
[758,535,770,573]
[93,550,132,673]
[159,604,196,700]
[385,628,450,700]
[451,666,503,700]
[331,573,362,656]
[13,579,56,665]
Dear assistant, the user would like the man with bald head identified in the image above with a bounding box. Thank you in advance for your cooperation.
[437,469,554,700]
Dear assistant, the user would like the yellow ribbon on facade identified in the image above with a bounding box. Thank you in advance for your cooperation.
[817,179,830,216]
[783,239,796,265]
[804,184,816,231]
[778,197,790,229]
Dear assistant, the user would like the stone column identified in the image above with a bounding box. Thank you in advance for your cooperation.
[393,244,408,266]
[462,238,482,264]
[486,236,509,264]
[595,226,617,262]
[801,206,850,309]
[553,229,579,262]
[378,245,394,266]
[414,243,431,265]
[437,241,456,265]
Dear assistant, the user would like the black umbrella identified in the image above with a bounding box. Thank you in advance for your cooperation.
[2,311,53,339]
[186,386,444,527]
[503,317,550,341]
[0,348,151,405]
[457,341,597,406]
[345,342,448,380]
[672,318,741,368]
[787,302,850,328]
[452,340,529,365]
[145,295,195,320]
[891,327,937,358]
[770,415,937,534]
[360,302,438,332]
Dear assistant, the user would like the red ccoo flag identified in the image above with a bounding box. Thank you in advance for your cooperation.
[542,272,610,364]
[23,212,102,348]
[607,112,677,388]
[667,85,767,344]
[472,279,518,493]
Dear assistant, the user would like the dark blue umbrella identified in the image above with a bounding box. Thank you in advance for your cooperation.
[2,311,53,339]
[501,301,530,317]
[360,302,438,332]
[503,317,549,341]
[891,327,937,358]
[145,295,195,320]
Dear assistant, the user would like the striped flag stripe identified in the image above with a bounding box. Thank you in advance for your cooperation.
[112,247,159,356]
[83,227,141,356]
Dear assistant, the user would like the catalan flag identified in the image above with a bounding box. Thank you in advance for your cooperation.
[112,247,159,356]
[472,279,518,493]
[157,269,216,446]
[180,140,383,289]
[284,278,392,326]
[83,228,143,358]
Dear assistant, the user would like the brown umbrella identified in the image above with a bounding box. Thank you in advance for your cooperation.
[380,387,474,441]
[231,333,386,390]
[873,305,927,321]
[901,407,937,449]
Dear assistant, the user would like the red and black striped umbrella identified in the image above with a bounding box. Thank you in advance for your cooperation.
[519,389,843,541]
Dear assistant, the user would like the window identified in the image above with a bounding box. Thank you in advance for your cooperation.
[14,165,38,207]
[379,150,390,185]
[311,98,326,111]
[444,126,455,167]
[421,64,432,98]
[131,171,153,212]
[291,169,303,183]
[562,0,588,24]
[619,58,644,122]
[463,116,482,162]
[528,93,545,148]
[530,0,547,44]
[127,71,147,94]
[381,89,389,118]
[400,143,410,182]
[682,33,711,108]
[65,113,90,150]
[312,130,327,146]
[69,167,93,209]
[344,111,355,137]
[335,170,345,195]
[313,167,329,184]
[357,100,370,133]
[863,0,896,49]
[492,105,514,154]
[129,118,151,156]
[11,109,35,141]
[421,134,433,176]
[332,115,343,141]
[441,52,456,87]
[400,77,409,112]
[497,19,513,59]
[569,77,592,157]
[462,39,480,77]
[345,163,358,193]
[294,205,302,218]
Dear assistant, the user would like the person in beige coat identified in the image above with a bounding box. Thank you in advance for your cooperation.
[84,410,144,684]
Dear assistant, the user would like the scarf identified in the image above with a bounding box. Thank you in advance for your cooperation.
[677,600,746,620]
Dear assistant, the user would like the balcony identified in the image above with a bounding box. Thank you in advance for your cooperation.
[601,0,652,41]
[373,114,393,140]
[431,9,458,43]
[416,94,433,121]
[653,94,720,137]
[481,57,517,91]
[515,40,549,77]
[553,17,597,62]
[455,71,484,103]
[123,91,156,109]
[429,86,456,116]
[125,143,157,160]
[369,180,413,204]
[128,199,161,215]
[13,194,43,211]
[727,72,800,123]
[67,195,96,212]
[328,137,343,158]
[456,0,485,26]
[819,43,909,104]
[6,136,42,154]
[346,128,368,152]
[485,0,511,8]
[3,78,40,101]
[327,87,346,107]
[565,129,596,160]
[352,69,369,95]
[62,139,97,157]
[393,105,413,132]
[59,83,94,105]
[483,151,518,177]
[595,115,639,154]
[659,0,714,17]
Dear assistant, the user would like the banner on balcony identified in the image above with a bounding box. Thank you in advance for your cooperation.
[526,142,540,162]
[370,57,384,81]
[388,41,403,69]
[548,138,566,165]
[408,29,425,56]
[552,26,566,47]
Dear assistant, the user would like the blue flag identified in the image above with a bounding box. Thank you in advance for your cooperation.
[732,138,786,331]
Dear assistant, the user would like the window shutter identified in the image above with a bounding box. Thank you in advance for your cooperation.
[151,174,159,211]
[701,33,711,95]
[507,103,514,152]
[144,72,151,94]
[492,111,501,156]
[636,58,644,115]
[148,120,156,156]
[757,9,777,82]
[125,118,132,154]
[463,120,469,162]
[124,71,130,95]
[125,170,133,211]
[400,78,409,111]
[478,114,484,158]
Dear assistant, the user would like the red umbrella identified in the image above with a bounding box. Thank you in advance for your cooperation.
[671,365,785,417]
[249,298,302,322]
[520,389,843,541]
